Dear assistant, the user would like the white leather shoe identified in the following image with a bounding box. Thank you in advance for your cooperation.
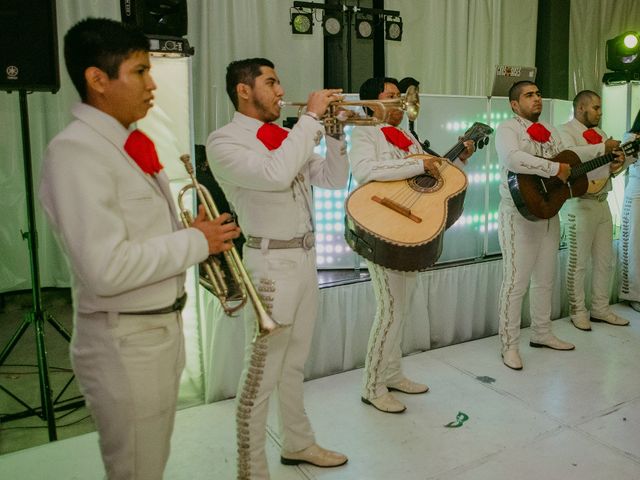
[529,334,575,350]
[591,312,630,326]
[361,392,406,413]
[281,444,348,467]
[387,378,429,394]
[571,315,592,331]
[630,301,640,312]
[501,350,523,370]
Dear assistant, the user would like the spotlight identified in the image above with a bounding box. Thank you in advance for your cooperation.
[605,31,640,72]
[323,12,343,37]
[355,13,374,40]
[385,16,403,41]
[290,8,313,35]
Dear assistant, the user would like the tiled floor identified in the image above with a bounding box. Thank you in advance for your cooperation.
[1,304,639,479]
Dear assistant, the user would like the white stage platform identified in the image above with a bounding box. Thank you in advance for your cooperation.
[2,304,639,480]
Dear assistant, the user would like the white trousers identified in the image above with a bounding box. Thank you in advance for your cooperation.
[236,247,318,480]
[362,261,417,399]
[565,198,614,318]
[620,176,640,302]
[72,311,185,480]
[498,202,559,352]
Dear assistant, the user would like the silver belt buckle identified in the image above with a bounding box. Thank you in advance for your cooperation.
[302,232,315,250]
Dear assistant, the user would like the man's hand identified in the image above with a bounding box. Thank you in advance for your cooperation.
[458,139,475,164]
[609,150,625,173]
[422,156,443,177]
[306,89,343,118]
[556,163,571,183]
[604,137,621,154]
[191,207,241,255]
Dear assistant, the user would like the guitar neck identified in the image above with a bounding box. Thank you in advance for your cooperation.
[443,141,465,161]
[569,151,613,180]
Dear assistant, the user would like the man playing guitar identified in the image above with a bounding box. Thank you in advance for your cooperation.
[559,90,629,331]
[350,76,474,413]
[495,81,600,370]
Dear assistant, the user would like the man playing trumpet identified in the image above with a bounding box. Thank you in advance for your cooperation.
[206,58,349,480]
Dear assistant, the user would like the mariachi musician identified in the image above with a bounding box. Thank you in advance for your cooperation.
[559,90,629,331]
[620,110,640,312]
[349,76,474,414]
[494,81,618,371]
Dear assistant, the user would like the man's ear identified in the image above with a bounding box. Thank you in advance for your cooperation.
[237,83,250,102]
[84,66,108,95]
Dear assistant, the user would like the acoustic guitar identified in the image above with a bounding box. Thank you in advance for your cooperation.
[344,122,493,272]
[586,158,636,194]
[508,138,640,220]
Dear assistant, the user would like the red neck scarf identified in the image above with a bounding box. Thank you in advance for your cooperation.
[526,122,551,143]
[124,130,163,175]
[256,123,289,151]
[582,128,603,144]
[381,126,413,151]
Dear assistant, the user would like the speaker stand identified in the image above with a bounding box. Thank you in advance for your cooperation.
[0,90,84,441]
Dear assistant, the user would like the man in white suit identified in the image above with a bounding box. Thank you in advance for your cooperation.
[559,90,628,331]
[495,81,603,370]
[620,123,640,312]
[349,77,474,413]
[39,18,240,479]
[207,58,349,480]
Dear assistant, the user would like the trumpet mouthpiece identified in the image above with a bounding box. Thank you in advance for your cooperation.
[180,154,194,174]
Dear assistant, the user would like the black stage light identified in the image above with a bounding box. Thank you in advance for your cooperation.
[323,12,343,37]
[606,31,640,72]
[385,16,403,41]
[355,13,374,40]
[291,8,313,35]
[121,0,188,37]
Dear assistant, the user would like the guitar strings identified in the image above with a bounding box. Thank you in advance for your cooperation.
[386,162,449,210]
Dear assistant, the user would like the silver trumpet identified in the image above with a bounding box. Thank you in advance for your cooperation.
[177,154,287,341]
[278,85,420,136]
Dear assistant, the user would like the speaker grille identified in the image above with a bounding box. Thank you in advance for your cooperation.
[0,0,59,92]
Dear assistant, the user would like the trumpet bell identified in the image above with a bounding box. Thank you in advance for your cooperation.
[177,154,288,342]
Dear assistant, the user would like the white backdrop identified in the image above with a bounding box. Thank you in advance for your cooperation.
[386,0,539,96]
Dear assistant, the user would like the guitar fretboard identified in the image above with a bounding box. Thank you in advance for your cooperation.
[569,139,640,180]
[569,152,615,179]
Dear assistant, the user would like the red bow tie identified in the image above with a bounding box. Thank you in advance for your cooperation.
[124,130,163,175]
[381,126,413,151]
[582,128,603,145]
[526,122,551,143]
[257,123,289,151]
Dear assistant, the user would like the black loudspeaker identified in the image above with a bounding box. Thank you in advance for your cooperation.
[0,0,59,92]
[194,145,246,256]
[121,0,188,37]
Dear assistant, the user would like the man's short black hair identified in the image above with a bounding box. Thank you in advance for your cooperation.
[359,77,400,117]
[573,90,600,110]
[225,58,275,110]
[508,80,538,102]
[64,17,150,101]
[359,77,400,101]
[398,77,419,94]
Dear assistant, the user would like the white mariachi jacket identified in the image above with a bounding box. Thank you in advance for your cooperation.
[495,116,599,206]
[39,103,208,314]
[206,112,349,240]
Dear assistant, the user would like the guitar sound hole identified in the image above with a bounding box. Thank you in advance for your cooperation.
[408,173,441,193]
